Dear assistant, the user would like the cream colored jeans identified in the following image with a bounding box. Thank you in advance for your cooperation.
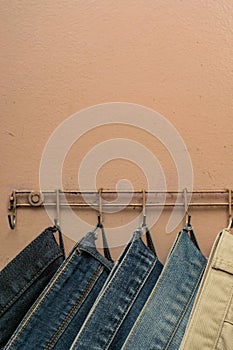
[180,228,233,350]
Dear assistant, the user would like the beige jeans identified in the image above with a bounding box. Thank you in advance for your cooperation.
[179,228,233,350]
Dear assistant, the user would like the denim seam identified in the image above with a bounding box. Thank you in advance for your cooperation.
[123,259,172,347]
[124,249,204,346]
[44,265,104,349]
[105,258,158,350]
[172,254,205,268]
[90,239,137,298]
[0,230,60,276]
[0,229,56,274]
[80,246,113,270]
[75,246,156,348]
[5,250,80,348]
[164,262,206,349]
[0,252,63,316]
[82,237,154,318]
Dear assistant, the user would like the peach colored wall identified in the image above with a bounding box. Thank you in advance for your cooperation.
[1,0,233,269]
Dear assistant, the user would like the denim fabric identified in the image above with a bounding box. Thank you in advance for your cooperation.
[122,227,207,350]
[70,228,163,350]
[4,231,113,350]
[0,227,64,349]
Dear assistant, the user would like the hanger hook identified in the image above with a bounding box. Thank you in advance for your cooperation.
[142,189,147,227]
[98,188,103,226]
[54,189,60,227]
[226,189,232,231]
[8,190,17,230]
[183,188,191,226]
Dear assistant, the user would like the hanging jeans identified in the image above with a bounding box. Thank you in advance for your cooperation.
[70,227,163,350]
[122,227,207,350]
[4,230,113,350]
[179,228,233,350]
[0,227,65,349]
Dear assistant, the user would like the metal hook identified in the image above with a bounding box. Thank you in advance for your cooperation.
[8,190,17,229]
[183,188,191,226]
[142,190,147,227]
[54,189,60,227]
[226,189,232,231]
[92,188,103,236]
[98,188,103,226]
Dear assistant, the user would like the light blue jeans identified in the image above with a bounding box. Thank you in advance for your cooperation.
[122,226,207,350]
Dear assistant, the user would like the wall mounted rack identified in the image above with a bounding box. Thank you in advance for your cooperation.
[8,189,233,230]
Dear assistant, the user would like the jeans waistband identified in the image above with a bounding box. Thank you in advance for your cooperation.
[79,231,113,271]
[70,228,160,350]
[122,228,207,350]
[4,230,114,350]
[0,227,64,316]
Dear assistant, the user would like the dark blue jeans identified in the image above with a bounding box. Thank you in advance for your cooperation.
[70,227,163,350]
[0,227,65,349]
[4,230,113,350]
[122,227,207,350]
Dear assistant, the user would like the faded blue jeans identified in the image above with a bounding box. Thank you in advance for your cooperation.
[0,226,65,349]
[4,228,113,350]
[122,226,207,350]
[70,227,163,350]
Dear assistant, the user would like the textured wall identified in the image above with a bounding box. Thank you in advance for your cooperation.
[1,0,233,269]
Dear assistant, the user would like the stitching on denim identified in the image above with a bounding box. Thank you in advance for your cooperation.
[44,265,104,349]
[80,246,113,270]
[0,252,63,316]
[5,250,80,348]
[172,254,206,268]
[122,261,172,347]
[105,258,158,349]
[124,246,205,347]
[72,237,141,345]
[164,262,206,349]
[75,241,156,348]
[70,237,150,347]
[0,229,55,275]
[0,229,61,312]
[81,237,150,319]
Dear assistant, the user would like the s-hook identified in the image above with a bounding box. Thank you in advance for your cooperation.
[183,188,191,227]
[142,189,147,227]
[8,190,16,230]
[98,188,103,227]
[54,189,61,227]
[92,188,103,234]
[227,189,233,231]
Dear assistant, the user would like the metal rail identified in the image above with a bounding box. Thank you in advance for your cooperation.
[8,189,233,229]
